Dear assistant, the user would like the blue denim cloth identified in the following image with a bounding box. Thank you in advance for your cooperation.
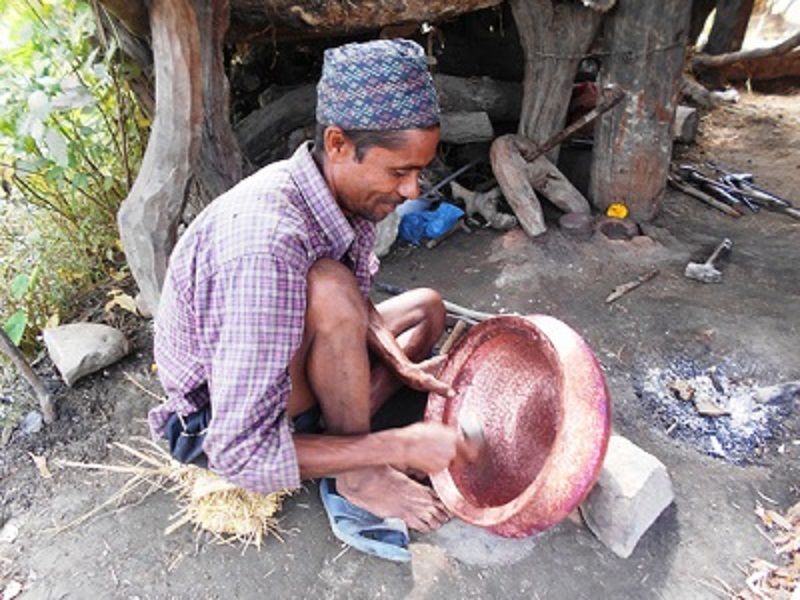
[164,405,322,467]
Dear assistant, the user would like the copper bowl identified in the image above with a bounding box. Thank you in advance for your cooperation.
[425,315,611,537]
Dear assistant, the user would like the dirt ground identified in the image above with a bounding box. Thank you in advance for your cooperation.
[1,88,799,600]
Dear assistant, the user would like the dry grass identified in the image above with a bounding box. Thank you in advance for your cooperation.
[58,437,291,550]
[731,500,800,599]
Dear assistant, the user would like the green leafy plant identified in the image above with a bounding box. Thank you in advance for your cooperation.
[0,0,147,354]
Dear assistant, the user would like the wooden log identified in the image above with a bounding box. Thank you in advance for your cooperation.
[509,0,610,163]
[433,74,522,122]
[713,49,800,81]
[235,84,316,165]
[101,0,505,42]
[589,1,692,222]
[490,134,590,238]
[228,0,503,42]
[527,154,591,215]
[491,135,546,237]
[692,30,800,68]
[440,112,494,145]
[236,75,520,164]
[117,0,204,316]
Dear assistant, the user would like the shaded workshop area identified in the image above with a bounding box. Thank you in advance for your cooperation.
[1,0,800,598]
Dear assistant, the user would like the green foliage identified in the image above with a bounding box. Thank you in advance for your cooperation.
[0,0,147,353]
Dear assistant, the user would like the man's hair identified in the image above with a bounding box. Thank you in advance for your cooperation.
[312,124,409,163]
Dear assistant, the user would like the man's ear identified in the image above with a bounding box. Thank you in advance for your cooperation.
[323,126,355,163]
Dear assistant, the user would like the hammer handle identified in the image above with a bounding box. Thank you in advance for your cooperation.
[706,238,732,265]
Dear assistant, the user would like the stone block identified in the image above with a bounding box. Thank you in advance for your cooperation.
[579,434,674,558]
[672,105,699,144]
[43,323,130,386]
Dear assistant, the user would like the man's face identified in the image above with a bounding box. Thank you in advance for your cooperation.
[326,127,440,222]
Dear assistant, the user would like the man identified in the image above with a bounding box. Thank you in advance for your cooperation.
[149,39,468,560]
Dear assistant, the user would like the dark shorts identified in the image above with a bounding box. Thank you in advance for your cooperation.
[164,404,322,467]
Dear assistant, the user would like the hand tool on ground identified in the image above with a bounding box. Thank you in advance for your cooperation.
[676,165,749,212]
[668,174,742,218]
[684,238,733,283]
[707,162,794,208]
[605,268,660,304]
[374,281,496,324]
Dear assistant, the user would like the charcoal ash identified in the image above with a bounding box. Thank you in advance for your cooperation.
[633,357,797,464]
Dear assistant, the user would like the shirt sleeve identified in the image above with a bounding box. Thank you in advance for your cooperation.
[198,252,306,494]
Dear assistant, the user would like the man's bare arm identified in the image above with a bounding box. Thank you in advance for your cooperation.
[293,421,461,479]
[365,300,454,397]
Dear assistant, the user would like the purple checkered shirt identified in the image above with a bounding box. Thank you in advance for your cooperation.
[149,143,378,494]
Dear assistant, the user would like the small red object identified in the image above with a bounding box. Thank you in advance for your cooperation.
[425,315,611,537]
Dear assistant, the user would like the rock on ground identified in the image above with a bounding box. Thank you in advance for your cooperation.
[580,434,675,558]
[43,323,130,387]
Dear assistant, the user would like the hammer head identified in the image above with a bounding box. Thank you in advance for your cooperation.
[684,262,723,283]
[684,238,732,283]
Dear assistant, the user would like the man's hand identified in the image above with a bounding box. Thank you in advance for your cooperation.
[396,354,455,398]
[392,422,459,474]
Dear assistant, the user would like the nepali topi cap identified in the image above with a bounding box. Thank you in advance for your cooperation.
[316,39,440,131]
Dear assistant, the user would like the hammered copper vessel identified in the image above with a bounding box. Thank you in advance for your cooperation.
[426,315,611,537]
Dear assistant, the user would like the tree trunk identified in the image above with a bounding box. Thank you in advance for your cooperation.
[192,0,243,208]
[117,0,204,316]
[509,0,609,163]
[705,0,755,55]
[589,1,692,222]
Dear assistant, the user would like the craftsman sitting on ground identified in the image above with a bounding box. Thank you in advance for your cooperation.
[149,39,469,557]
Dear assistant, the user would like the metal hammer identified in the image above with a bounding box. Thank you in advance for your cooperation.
[684,238,732,283]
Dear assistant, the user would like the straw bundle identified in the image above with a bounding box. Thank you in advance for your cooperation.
[59,437,291,550]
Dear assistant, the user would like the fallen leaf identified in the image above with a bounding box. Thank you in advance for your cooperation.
[104,292,138,315]
[29,453,52,479]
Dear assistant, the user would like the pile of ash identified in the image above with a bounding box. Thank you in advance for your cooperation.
[634,358,798,463]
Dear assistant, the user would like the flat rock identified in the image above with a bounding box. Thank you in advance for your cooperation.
[579,434,675,558]
[43,323,130,386]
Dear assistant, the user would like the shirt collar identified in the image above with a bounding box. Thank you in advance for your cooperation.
[289,142,362,259]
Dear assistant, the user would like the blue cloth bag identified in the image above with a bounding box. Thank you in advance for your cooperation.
[398,202,464,246]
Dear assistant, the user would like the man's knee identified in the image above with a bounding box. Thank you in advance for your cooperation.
[307,259,367,332]
[414,288,446,334]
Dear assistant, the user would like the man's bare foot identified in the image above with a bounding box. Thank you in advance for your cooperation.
[336,466,450,532]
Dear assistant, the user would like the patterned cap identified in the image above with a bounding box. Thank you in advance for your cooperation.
[316,39,440,131]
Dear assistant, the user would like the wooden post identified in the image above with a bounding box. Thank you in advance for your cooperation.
[117,0,203,316]
[509,0,611,163]
[589,1,692,222]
